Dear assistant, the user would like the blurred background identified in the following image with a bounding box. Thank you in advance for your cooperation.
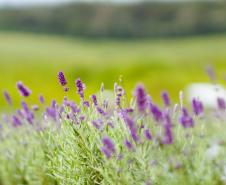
[0,0,226,109]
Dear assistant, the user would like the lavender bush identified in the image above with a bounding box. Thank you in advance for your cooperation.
[0,72,226,185]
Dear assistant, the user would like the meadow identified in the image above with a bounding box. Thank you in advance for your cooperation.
[1,31,226,108]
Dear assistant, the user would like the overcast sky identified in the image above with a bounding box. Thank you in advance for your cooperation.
[0,0,218,7]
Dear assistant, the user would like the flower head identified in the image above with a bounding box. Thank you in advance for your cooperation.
[16,81,31,97]
[161,91,170,106]
[3,90,12,105]
[192,98,204,116]
[150,104,162,122]
[58,71,67,86]
[144,129,152,140]
[217,97,226,110]
[76,78,85,99]
[134,84,147,113]
[179,108,194,128]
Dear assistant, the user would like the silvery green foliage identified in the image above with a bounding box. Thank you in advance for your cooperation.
[0,75,226,185]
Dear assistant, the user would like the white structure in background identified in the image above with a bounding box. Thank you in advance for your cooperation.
[186,83,226,108]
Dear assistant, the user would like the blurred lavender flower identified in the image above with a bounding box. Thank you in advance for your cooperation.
[192,98,204,116]
[144,129,152,140]
[90,94,98,106]
[122,112,139,142]
[101,147,112,159]
[46,107,57,121]
[179,108,194,128]
[115,85,124,108]
[102,136,115,153]
[162,112,173,144]
[21,101,34,124]
[83,101,90,108]
[39,94,45,104]
[32,105,39,111]
[12,115,22,127]
[150,104,162,122]
[134,84,147,113]
[124,139,133,151]
[101,136,115,159]
[96,107,106,116]
[76,78,85,99]
[3,90,12,105]
[161,91,170,106]
[217,97,226,110]
[17,81,31,97]
[58,71,67,86]
[91,119,103,130]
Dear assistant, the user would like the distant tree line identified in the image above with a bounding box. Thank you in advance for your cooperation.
[0,2,226,38]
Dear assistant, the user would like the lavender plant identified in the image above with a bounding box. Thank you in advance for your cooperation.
[0,71,226,185]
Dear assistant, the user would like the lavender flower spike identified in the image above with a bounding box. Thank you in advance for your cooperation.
[192,98,204,116]
[17,81,31,97]
[124,139,133,151]
[144,129,152,140]
[76,78,86,99]
[12,115,22,127]
[162,112,173,144]
[39,94,45,104]
[102,136,115,153]
[90,94,98,106]
[122,112,139,142]
[3,90,12,105]
[179,108,194,128]
[134,84,147,113]
[58,71,67,86]
[161,91,170,106]
[217,97,226,110]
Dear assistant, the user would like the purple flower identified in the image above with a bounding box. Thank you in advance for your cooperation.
[92,120,102,130]
[122,112,139,142]
[161,91,170,106]
[162,112,173,144]
[39,94,45,104]
[102,136,115,153]
[96,106,106,116]
[21,101,34,124]
[101,147,112,159]
[90,94,98,106]
[144,129,152,140]
[83,101,90,108]
[69,102,80,113]
[179,108,194,128]
[16,81,31,97]
[134,84,147,113]
[124,139,133,151]
[12,115,22,127]
[32,105,39,111]
[192,98,204,116]
[76,78,85,99]
[124,108,134,113]
[115,85,124,108]
[58,71,67,86]
[46,107,57,121]
[217,97,226,110]
[3,90,12,105]
[101,136,115,159]
[150,104,162,122]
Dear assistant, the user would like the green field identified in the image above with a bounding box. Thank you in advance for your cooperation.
[1,32,226,108]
